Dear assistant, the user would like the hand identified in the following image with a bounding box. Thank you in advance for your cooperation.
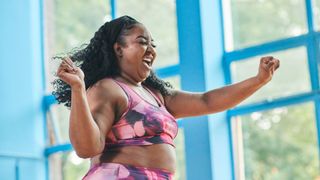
[256,56,280,84]
[57,57,85,89]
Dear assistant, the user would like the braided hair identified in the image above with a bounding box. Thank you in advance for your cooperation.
[52,15,173,108]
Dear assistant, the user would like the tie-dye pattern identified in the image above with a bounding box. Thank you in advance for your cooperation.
[105,79,178,149]
[82,163,173,180]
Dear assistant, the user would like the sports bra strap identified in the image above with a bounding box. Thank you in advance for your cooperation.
[142,86,164,106]
[111,78,163,107]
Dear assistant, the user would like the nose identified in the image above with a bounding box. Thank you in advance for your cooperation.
[146,43,156,55]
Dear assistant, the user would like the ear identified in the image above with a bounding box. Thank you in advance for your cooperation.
[113,42,123,58]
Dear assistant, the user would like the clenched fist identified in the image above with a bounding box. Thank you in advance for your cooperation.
[57,57,85,89]
[256,56,280,84]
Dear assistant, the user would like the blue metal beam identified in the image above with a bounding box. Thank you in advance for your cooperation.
[110,0,116,19]
[176,0,213,179]
[305,0,320,169]
[203,0,233,178]
[228,91,319,117]
[225,35,310,62]
[305,0,315,32]
[43,95,57,111]
[155,65,179,78]
[0,0,46,179]
[44,144,73,157]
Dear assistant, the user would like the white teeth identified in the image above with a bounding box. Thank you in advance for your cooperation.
[143,58,152,66]
[143,60,151,67]
[144,61,151,66]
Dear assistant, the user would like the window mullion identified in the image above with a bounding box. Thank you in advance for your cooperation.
[110,0,117,19]
[305,0,315,33]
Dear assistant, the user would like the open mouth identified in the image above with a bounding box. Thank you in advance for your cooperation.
[143,60,152,66]
[143,58,153,67]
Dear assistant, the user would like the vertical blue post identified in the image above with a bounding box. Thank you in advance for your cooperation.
[305,0,320,166]
[176,0,232,179]
[176,0,212,179]
[200,0,233,179]
[110,0,117,19]
[0,0,46,179]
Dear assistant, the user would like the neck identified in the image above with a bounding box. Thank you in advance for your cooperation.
[118,74,142,87]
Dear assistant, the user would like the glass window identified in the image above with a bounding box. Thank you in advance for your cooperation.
[223,0,307,51]
[117,0,179,68]
[49,151,90,180]
[163,75,181,90]
[232,103,320,179]
[44,0,110,178]
[173,128,186,180]
[44,0,111,141]
[44,0,110,92]
[46,104,71,144]
[231,47,311,105]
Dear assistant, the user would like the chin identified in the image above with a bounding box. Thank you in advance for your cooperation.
[140,71,151,81]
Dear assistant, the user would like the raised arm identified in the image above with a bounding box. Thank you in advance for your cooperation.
[57,58,116,158]
[164,56,280,119]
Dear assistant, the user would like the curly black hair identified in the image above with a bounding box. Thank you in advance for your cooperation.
[52,15,173,108]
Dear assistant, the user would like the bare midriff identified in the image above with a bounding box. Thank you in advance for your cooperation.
[90,143,176,173]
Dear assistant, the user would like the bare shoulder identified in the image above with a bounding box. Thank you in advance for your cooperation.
[163,89,179,103]
[88,78,124,98]
[86,78,129,118]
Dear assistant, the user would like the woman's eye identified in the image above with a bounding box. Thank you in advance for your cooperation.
[140,41,148,45]
[139,41,156,48]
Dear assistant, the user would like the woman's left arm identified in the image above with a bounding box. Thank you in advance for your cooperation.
[164,56,280,119]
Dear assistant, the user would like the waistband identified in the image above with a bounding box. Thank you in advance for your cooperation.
[83,162,173,180]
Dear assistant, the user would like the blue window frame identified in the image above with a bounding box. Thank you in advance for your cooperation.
[224,0,320,179]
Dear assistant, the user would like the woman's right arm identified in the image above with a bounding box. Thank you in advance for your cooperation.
[69,85,115,158]
[57,58,115,158]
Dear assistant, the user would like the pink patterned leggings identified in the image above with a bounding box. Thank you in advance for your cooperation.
[82,162,173,180]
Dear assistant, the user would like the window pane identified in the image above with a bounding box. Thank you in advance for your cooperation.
[232,103,320,179]
[163,75,181,90]
[231,47,311,105]
[44,0,110,92]
[47,104,70,143]
[223,0,307,51]
[173,128,186,180]
[49,151,90,180]
[117,0,179,68]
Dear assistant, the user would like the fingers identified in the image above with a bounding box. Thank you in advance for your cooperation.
[57,57,77,77]
[270,58,280,71]
[61,61,76,73]
[261,56,280,71]
[260,56,273,64]
[274,59,280,70]
[64,57,76,70]
[266,60,275,69]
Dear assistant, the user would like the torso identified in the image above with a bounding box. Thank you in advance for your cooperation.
[89,77,177,173]
[91,144,176,173]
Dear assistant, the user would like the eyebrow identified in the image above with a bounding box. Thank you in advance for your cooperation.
[136,35,154,42]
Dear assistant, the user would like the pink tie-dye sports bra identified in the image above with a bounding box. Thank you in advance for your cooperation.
[104,79,178,149]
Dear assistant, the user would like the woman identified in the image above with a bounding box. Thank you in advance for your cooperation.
[53,15,279,179]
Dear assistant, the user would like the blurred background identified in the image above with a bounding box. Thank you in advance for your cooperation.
[1,0,320,179]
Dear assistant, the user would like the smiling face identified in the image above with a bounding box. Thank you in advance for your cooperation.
[114,23,157,83]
